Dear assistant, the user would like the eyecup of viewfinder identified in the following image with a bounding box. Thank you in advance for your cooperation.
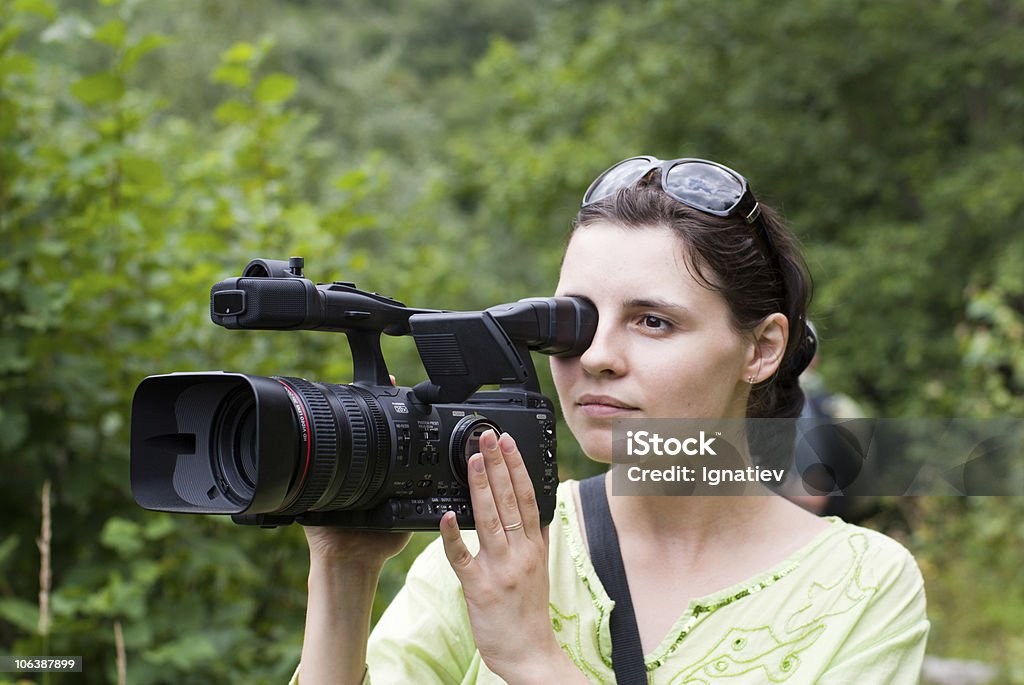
[130,372,300,515]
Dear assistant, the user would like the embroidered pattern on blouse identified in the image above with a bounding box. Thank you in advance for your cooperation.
[665,532,878,684]
[550,496,614,684]
[549,492,881,684]
[551,603,612,684]
[652,565,799,672]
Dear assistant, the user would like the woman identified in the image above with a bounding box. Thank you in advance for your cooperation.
[293,156,928,684]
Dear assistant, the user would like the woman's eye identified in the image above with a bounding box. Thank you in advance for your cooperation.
[641,315,669,330]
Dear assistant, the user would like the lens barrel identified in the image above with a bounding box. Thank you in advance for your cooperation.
[130,372,388,516]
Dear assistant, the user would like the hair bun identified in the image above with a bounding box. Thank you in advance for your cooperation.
[789,320,818,376]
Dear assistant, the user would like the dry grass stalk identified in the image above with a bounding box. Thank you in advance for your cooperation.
[115,620,127,685]
[37,479,52,639]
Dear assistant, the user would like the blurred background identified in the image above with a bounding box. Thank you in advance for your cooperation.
[1,0,1022,682]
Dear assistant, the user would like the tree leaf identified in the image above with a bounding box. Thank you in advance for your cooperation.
[0,597,40,633]
[100,517,144,556]
[220,41,255,65]
[0,406,28,449]
[145,635,219,668]
[254,73,296,104]
[0,535,19,569]
[142,515,176,541]
[13,0,57,21]
[210,63,250,88]
[123,33,172,71]
[93,19,125,48]
[213,99,255,124]
[70,71,124,105]
[121,155,166,190]
[0,54,36,78]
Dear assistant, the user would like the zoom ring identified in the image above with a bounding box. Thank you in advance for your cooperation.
[277,378,337,516]
[348,386,390,509]
[325,391,370,509]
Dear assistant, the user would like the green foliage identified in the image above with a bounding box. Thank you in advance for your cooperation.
[0,2,391,682]
[2,0,1023,681]
[439,0,1024,414]
[908,497,1024,681]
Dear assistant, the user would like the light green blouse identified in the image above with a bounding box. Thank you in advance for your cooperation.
[292,480,928,684]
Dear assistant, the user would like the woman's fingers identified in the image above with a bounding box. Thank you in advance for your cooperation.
[478,430,528,541]
[441,430,544,574]
[440,510,476,575]
[497,432,543,540]
[463,445,511,555]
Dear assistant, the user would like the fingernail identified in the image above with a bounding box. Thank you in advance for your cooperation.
[499,433,516,454]
[471,454,485,473]
[480,429,498,451]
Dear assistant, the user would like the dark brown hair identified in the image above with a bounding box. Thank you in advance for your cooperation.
[573,171,813,419]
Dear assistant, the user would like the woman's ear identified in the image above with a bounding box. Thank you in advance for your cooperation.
[744,313,789,383]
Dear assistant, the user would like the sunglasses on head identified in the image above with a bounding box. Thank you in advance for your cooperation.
[582,155,765,233]
[583,156,815,363]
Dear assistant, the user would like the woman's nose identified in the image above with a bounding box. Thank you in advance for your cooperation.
[579,324,626,377]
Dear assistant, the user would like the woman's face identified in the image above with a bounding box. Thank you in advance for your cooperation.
[551,222,758,462]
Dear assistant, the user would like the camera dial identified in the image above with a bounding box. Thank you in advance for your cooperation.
[449,416,502,486]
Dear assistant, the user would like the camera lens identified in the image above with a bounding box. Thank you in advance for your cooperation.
[450,416,501,486]
[211,388,262,505]
[208,376,393,515]
[131,372,395,517]
[272,378,389,516]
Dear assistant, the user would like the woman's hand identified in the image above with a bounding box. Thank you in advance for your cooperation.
[299,527,412,685]
[304,371,411,569]
[303,525,412,568]
[440,430,581,684]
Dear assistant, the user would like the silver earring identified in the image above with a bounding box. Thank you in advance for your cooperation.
[747,376,756,384]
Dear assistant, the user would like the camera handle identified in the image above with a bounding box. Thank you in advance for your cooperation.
[209,258,597,404]
[346,329,393,386]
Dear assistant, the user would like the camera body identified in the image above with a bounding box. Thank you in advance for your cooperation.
[261,383,559,530]
[130,257,595,530]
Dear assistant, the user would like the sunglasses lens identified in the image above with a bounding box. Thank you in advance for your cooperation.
[583,158,653,205]
[664,161,744,213]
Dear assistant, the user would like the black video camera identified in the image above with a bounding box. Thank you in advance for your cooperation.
[129,257,596,530]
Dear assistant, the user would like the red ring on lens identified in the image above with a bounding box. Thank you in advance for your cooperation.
[275,379,313,509]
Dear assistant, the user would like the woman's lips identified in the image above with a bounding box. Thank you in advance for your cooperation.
[577,395,639,418]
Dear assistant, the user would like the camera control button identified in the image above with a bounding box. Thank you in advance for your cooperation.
[418,445,438,465]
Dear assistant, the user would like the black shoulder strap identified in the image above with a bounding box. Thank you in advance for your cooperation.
[579,474,647,684]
